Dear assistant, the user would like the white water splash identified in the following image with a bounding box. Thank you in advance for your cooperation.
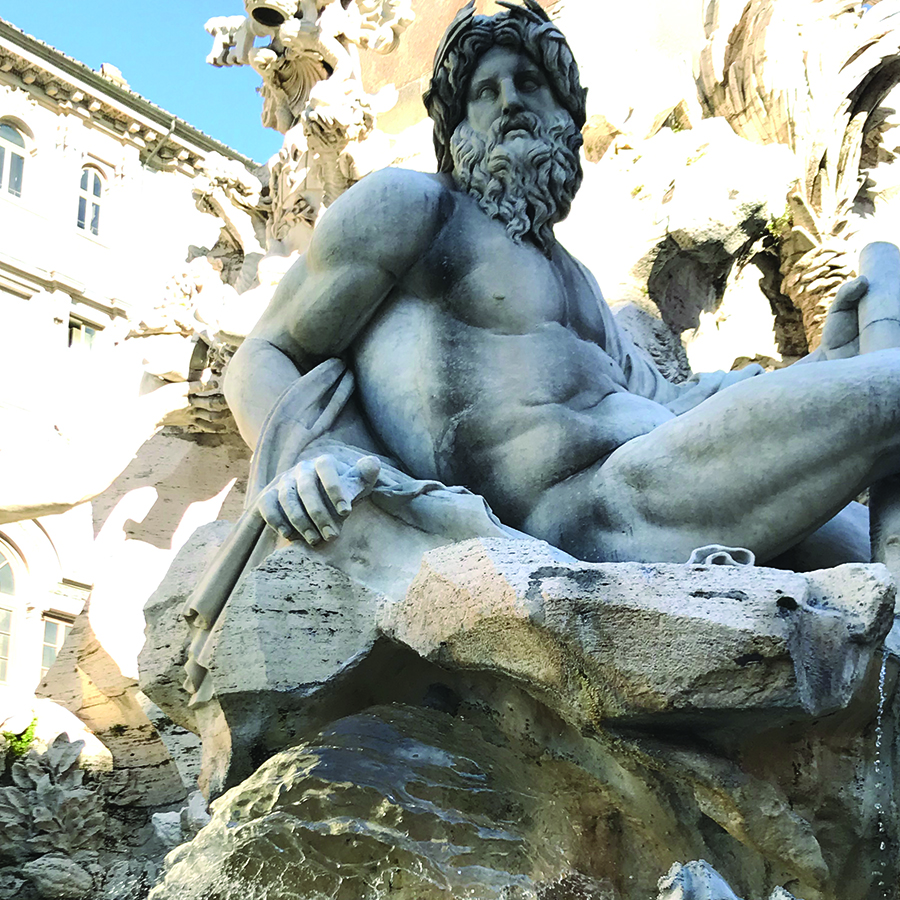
[873,648,890,898]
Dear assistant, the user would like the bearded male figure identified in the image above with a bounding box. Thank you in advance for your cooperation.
[224,0,898,568]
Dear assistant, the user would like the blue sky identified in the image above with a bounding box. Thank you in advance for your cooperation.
[1,0,284,163]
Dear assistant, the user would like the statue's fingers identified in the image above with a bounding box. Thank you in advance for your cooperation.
[277,475,320,545]
[296,465,341,541]
[258,489,299,542]
[314,456,352,517]
[831,276,868,311]
[344,456,382,502]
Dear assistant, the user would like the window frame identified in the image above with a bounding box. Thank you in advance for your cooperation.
[40,614,74,678]
[76,165,105,237]
[0,603,12,686]
[0,540,21,686]
[68,318,98,351]
[0,121,27,199]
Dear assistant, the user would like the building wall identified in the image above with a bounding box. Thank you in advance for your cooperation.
[0,19,256,703]
[0,78,221,346]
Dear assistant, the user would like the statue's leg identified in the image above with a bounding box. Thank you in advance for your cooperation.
[524,350,900,564]
[767,501,869,570]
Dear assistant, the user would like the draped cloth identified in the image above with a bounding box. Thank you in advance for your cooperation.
[182,358,533,707]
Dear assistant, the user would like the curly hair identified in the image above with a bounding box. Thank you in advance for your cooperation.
[423,1,587,173]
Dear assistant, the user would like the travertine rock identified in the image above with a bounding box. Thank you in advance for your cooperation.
[656,860,801,899]
[21,856,93,900]
[94,859,161,900]
[697,0,900,349]
[559,119,795,372]
[0,694,112,773]
[138,695,202,792]
[150,812,184,851]
[148,694,875,900]
[152,789,212,852]
[142,530,897,899]
[657,860,742,900]
[37,605,185,808]
[139,520,234,736]
[382,538,894,726]
[185,543,384,795]
[0,871,25,900]
[149,705,601,900]
[38,430,250,807]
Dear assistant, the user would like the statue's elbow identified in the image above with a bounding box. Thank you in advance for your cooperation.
[223,341,258,447]
[222,342,245,410]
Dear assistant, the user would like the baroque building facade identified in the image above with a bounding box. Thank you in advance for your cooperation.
[0,16,255,701]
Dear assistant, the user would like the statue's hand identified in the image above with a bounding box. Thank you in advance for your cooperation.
[817,276,868,359]
[249,46,279,77]
[257,454,382,545]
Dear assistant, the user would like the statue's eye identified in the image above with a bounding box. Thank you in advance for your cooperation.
[475,85,498,101]
[519,75,542,92]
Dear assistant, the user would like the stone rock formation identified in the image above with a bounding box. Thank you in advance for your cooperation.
[144,537,898,900]
[557,119,797,374]
[37,432,251,806]
[383,539,893,723]
[0,734,170,900]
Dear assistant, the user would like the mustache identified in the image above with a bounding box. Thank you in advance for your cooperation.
[494,111,544,139]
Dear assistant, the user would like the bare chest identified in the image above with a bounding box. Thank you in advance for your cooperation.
[409,207,572,331]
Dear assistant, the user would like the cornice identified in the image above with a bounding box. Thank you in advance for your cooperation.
[0,17,259,175]
[0,250,125,320]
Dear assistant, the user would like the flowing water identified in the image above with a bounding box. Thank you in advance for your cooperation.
[148,705,571,900]
[873,649,890,900]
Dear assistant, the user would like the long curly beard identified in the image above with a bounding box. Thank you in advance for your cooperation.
[449,110,583,257]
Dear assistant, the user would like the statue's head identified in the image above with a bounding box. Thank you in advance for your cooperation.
[424,1,587,255]
[424,1,586,173]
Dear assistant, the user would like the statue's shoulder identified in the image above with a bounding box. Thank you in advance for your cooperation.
[341,166,450,203]
[319,168,454,249]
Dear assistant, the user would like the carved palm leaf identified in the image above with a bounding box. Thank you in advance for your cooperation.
[699,0,900,347]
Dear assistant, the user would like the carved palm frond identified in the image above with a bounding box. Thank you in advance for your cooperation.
[699,0,900,348]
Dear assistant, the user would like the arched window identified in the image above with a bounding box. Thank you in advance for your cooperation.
[0,122,26,198]
[0,546,16,684]
[77,166,104,236]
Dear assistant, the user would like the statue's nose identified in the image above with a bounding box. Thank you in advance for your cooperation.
[499,79,524,113]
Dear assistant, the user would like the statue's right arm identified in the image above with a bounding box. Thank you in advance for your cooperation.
[225,169,450,447]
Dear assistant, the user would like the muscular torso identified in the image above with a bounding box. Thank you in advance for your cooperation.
[351,186,675,526]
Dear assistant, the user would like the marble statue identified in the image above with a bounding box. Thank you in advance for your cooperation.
[206,1,413,135]
[222,0,896,571]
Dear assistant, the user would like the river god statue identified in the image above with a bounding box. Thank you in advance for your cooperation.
[223,0,897,572]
